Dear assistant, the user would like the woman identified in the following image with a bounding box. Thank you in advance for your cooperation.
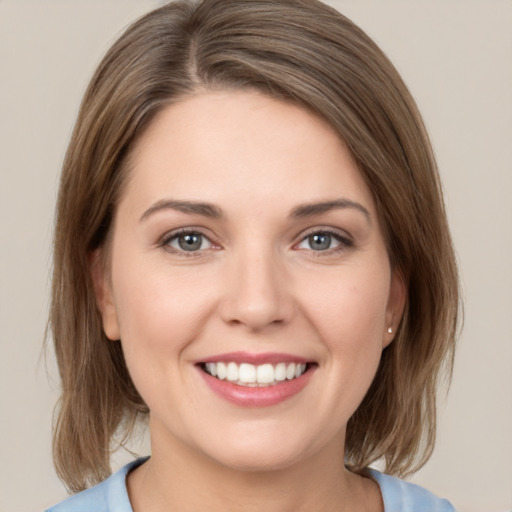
[47,0,459,510]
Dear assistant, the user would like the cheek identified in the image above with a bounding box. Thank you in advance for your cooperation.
[110,265,219,423]
[302,265,390,342]
[110,254,215,376]
[299,264,390,393]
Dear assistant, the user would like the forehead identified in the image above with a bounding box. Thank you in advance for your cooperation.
[122,89,376,217]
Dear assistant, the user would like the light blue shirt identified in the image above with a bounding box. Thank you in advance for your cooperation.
[47,458,456,511]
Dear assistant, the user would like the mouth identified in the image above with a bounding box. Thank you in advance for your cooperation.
[196,352,317,406]
[199,361,314,387]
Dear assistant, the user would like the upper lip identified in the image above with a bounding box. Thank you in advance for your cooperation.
[198,351,312,365]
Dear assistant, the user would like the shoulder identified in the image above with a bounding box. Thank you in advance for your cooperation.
[368,469,457,512]
[45,458,148,512]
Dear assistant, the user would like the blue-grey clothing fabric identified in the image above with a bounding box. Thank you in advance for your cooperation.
[47,458,456,511]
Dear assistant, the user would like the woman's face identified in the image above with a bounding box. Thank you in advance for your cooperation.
[95,90,404,471]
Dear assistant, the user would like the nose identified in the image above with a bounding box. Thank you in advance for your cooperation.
[219,248,294,332]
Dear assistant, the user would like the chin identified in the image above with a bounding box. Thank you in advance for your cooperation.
[211,447,306,474]
[195,426,321,474]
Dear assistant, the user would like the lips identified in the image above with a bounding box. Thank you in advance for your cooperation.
[196,352,316,407]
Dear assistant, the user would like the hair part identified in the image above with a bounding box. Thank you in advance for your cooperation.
[49,0,459,491]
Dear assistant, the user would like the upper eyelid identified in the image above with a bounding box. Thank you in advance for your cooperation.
[158,229,221,258]
[157,225,353,249]
[159,227,216,246]
[293,228,354,254]
[296,226,353,242]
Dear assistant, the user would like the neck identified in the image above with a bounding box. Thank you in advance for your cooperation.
[127,421,381,512]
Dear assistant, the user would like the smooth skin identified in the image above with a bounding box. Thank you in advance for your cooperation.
[93,90,405,512]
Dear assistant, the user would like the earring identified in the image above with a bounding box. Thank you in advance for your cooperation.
[387,327,393,334]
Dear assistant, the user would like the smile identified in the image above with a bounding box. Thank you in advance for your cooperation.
[201,361,309,387]
[197,352,317,406]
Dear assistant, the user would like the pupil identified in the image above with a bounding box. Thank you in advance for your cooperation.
[179,234,202,251]
[310,233,331,250]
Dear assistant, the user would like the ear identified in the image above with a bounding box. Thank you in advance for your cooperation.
[383,269,406,348]
[89,249,120,341]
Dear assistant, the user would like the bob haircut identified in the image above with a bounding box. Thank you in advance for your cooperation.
[49,0,459,492]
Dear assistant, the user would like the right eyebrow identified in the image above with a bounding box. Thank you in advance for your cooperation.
[139,199,223,222]
[290,198,371,224]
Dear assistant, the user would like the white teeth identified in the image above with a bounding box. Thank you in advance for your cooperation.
[256,363,274,384]
[238,363,256,383]
[275,363,287,381]
[226,362,239,382]
[216,362,227,380]
[205,362,217,377]
[203,361,309,386]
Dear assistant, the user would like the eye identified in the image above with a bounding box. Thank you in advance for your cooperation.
[296,230,352,252]
[164,231,213,253]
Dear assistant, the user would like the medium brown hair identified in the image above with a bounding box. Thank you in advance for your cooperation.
[50,0,459,492]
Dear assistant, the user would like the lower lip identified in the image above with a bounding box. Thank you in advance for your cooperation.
[198,367,315,407]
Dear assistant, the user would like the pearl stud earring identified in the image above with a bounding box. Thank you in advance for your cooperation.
[387,327,393,334]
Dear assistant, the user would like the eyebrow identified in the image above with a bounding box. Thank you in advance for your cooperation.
[140,200,223,221]
[290,199,371,222]
[139,198,370,223]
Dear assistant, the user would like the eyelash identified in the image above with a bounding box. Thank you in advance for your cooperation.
[295,228,354,255]
[159,228,216,257]
[158,227,353,257]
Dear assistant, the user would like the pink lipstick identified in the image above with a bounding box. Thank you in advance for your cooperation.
[196,352,316,407]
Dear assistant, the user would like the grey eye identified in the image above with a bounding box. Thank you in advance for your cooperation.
[297,231,346,252]
[169,233,211,252]
[178,233,203,251]
[307,233,333,251]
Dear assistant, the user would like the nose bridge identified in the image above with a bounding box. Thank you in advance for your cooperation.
[221,240,292,330]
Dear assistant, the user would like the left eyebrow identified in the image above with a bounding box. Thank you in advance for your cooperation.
[139,199,223,222]
[290,199,371,223]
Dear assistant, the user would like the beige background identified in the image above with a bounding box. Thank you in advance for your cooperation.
[1,1,511,511]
